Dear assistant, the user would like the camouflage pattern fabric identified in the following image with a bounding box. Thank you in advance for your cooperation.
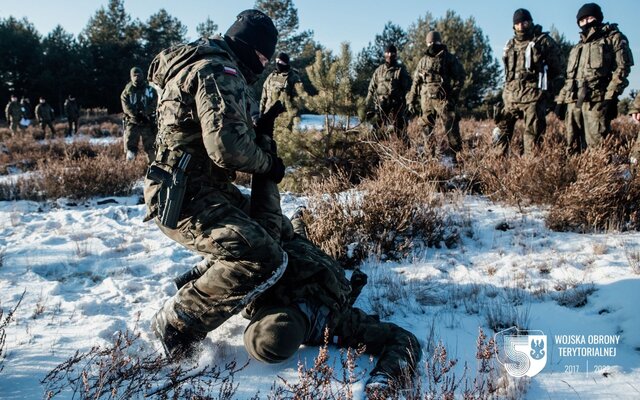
[144,37,284,338]
[243,230,422,383]
[5,100,22,135]
[407,47,465,152]
[120,80,158,160]
[556,23,633,152]
[260,68,305,128]
[499,25,564,156]
[365,62,412,143]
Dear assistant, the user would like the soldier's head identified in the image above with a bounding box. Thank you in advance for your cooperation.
[426,31,444,55]
[512,9,533,31]
[275,52,290,73]
[10,94,17,102]
[577,3,603,31]
[384,44,398,65]
[39,97,46,104]
[68,94,75,101]
[130,67,144,86]
[244,306,308,364]
[224,9,278,76]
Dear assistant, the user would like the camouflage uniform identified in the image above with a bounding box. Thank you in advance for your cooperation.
[64,97,80,136]
[243,221,422,390]
[4,98,22,135]
[406,45,465,153]
[144,30,287,353]
[497,24,564,155]
[34,100,55,137]
[260,68,305,129]
[120,68,158,161]
[365,60,412,143]
[556,22,633,152]
[627,94,640,170]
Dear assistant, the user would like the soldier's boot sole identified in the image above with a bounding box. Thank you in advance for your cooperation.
[151,307,202,361]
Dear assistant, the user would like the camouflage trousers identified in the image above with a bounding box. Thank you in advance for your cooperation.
[565,101,611,153]
[67,118,79,136]
[419,99,462,153]
[495,100,546,156]
[124,122,157,162]
[154,182,286,337]
[631,131,640,173]
[8,119,22,135]
[370,105,410,146]
[244,296,421,380]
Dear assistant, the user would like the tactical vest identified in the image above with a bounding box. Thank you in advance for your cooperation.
[417,52,452,100]
[374,64,406,99]
[502,29,552,104]
[563,24,634,103]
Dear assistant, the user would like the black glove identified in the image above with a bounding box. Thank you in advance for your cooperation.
[255,100,286,138]
[265,155,286,184]
[554,103,567,121]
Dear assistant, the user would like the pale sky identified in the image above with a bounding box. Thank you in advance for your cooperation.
[1,0,639,94]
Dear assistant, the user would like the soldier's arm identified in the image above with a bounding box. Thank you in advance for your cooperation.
[606,33,633,100]
[543,36,565,97]
[406,61,424,107]
[260,75,270,115]
[365,68,379,109]
[451,56,466,101]
[196,66,272,174]
[120,86,136,119]
[4,104,9,121]
[400,65,412,95]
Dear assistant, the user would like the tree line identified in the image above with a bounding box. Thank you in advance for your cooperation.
[0,0,548,118]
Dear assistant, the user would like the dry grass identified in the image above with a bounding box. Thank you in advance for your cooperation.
[303,159,450,266]
[0,291,25,375]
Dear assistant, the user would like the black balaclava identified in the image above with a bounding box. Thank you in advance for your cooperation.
[276,52,290,73]
[513,8,534,41]
[384,44,398,66]
[224,9,278,76]
[577,3,604,34]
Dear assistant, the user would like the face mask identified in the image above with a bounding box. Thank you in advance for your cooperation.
[385,53,398,65]
[276,63,290,73]
[514,24,534,40]
[580,20,600,34]
[427,44,444,56]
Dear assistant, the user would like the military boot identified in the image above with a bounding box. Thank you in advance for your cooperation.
[151,306,205,361]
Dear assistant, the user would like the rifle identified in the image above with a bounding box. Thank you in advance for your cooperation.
[146,152,191,229]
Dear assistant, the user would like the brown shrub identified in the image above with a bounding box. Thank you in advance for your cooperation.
[304,159,449,265]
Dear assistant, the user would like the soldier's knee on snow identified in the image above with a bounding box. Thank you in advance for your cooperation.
[244,306,308,363]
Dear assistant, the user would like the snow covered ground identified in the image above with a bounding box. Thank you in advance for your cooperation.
[0,182,639,399]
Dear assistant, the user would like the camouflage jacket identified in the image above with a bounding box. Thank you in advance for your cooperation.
[145,37,273,215]
[557,23,633,104]
[407,47,465,109]
[120,80,158,124]
[502,25,564,104]
[64,99,80,119]
[365,62,411,111]
[5,100,22,121]
[260,68,305,116]
[35,103,54,122]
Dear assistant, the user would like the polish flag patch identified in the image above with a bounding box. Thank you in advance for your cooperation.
[223,66,238,75]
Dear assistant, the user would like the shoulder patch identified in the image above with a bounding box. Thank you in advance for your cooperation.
[223,66,238,76]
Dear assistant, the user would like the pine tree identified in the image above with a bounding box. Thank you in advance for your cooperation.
[142,9,187,60]
[354,21,408,97]
[304,43,361,152]
[0,17,42,104]
[196,17,218,39]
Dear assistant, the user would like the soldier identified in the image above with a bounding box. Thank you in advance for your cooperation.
[64,94,80,136]
[20,96,33,127]
[242,215,422,396]
[494,9,564,156]
[407,31,465,155]
[628,94,640,173]
[364,44,412,144]
[556,3,634,153]
[145,10,287,360]
[260,52,306,130]
[120,66,158,162]
[34,97,56,138]
[4,94,22,136]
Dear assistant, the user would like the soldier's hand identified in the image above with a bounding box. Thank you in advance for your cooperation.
[265,155,286,184]
[631,113,640,123]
